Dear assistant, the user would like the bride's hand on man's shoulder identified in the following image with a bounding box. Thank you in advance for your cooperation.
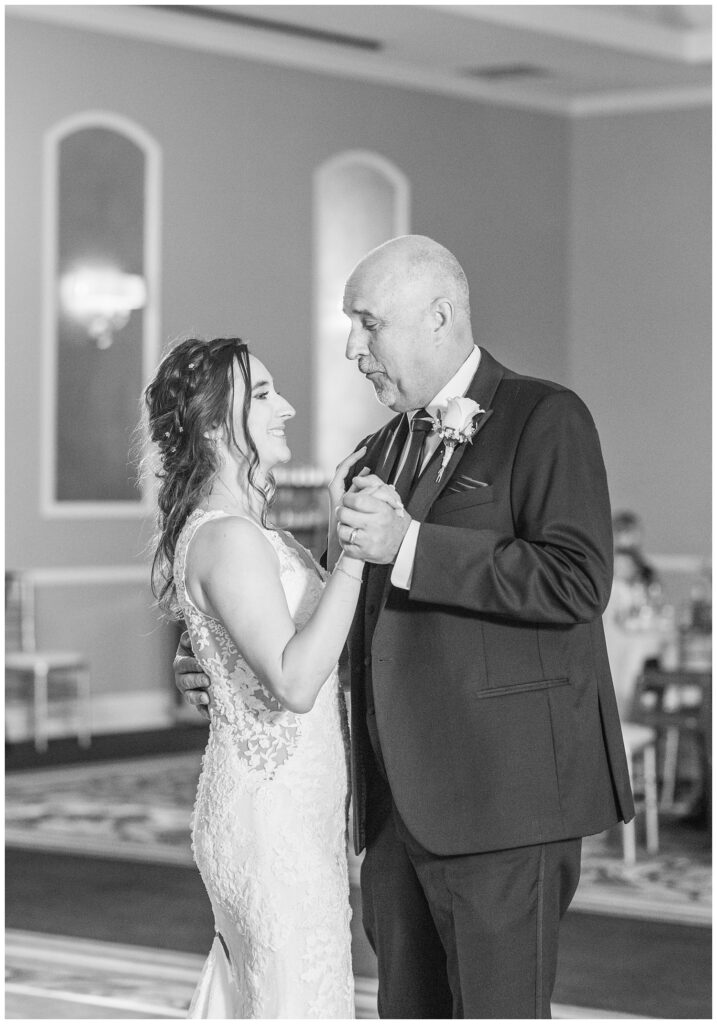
[328,445,367,507]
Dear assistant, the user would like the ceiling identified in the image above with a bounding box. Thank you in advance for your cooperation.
[11,4,712,115]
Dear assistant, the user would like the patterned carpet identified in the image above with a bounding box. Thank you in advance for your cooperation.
[6,752,711,926]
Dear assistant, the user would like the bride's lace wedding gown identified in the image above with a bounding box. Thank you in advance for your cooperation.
[174,509,354,1019]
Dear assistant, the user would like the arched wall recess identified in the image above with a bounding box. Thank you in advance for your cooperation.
[313,150,410,474]
[41,111,161,518]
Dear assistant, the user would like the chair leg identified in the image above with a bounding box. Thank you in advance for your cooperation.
[644,743,659,855]
[622,743,636,865]
[33,666,49,754]
[622,818,637,866]
[660,726,680,809]
[77,667,92,748]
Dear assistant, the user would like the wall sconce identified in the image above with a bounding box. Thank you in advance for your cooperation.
[60,265,147,350]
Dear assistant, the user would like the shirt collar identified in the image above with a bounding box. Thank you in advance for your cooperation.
[410,345,482,422]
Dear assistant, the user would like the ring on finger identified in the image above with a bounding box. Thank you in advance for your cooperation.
[349,527,359,545]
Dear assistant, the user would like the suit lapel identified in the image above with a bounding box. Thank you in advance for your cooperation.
[377,414,408,482]
[350,415,404,486]
[406,409,494,520]
[358,415,405,609]
[377,348,505,611]
[406,348,503,520]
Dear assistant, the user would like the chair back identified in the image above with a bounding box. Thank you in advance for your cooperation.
[5,571,37,654]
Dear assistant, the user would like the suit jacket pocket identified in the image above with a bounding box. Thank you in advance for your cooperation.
[431,485,494,517]
[476,677,569,699]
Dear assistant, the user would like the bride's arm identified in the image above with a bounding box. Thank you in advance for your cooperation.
[188,518,364,715]
[327,501,343,573]
[327,446,366,571]
[327,508,343,572]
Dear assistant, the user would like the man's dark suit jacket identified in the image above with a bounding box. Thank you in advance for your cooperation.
[348,348,635,857]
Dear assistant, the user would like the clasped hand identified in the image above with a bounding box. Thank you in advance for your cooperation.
[335,470,411,564]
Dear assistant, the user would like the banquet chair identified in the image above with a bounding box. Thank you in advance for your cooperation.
[621,722,659,866]
[631,667,711,813]
[5,571,91,752]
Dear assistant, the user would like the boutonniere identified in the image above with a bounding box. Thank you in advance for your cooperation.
[434,397,487,482]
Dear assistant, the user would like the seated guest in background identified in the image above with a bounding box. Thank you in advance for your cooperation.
[143,335,400,1017]
[612,546,658,621]
[603,545,668,719]
[612,509,644,549]
[612,510,657,589]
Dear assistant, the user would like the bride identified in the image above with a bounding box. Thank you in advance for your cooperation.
[143,336,399,1018]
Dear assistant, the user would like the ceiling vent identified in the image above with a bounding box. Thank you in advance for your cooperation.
[463,64,553,81]
[154,6,382,51]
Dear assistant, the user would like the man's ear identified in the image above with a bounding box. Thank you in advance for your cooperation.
[431,297,454,342]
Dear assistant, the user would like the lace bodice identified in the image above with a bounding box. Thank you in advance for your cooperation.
[174,508,353,1019]
[175,509,330,775]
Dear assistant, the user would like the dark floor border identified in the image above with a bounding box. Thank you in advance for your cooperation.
[6,724,208,772]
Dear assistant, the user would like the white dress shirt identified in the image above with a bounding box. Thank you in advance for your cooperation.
[391,345,482,589]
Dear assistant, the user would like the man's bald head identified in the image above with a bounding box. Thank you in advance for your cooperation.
[343,236,476,412]
[350,235,471,325]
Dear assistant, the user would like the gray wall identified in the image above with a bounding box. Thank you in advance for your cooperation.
[569,109,711,557]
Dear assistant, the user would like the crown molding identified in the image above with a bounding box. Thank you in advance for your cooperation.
[439,4,712,64]
[568,84,712,117]
[8,4,712,118]
[5,4,569,114]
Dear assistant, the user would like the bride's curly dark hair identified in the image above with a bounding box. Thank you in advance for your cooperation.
[142,336,274,615]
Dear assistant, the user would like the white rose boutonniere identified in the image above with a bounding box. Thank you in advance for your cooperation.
[434,397,486,482]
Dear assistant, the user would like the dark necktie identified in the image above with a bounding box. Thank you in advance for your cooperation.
[391,409,434,503]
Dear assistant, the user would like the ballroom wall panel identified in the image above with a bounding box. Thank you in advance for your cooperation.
[5,576,177,739]
[569,109,710,558]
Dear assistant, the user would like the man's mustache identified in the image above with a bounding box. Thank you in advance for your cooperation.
[358,361,384,376]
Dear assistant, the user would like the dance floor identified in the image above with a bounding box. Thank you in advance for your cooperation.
[4,929,657,1020]
[5,931,383,1020]
[6,751,711,924]
[5,738,712,1018]
[9,926,666,1020]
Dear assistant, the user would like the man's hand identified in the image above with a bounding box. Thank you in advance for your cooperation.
[336,473,411,564]
[173,630,211,721]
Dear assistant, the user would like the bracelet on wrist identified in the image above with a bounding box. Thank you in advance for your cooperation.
[333,562,364,582]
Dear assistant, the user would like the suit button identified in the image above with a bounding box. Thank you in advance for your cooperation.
[367,603,376,615]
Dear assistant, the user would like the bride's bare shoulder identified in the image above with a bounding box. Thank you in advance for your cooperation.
[189,515,279,571]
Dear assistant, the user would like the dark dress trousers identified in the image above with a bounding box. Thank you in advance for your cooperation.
[346,349,634,1018]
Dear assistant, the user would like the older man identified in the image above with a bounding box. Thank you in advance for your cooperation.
[176,236,634,1018]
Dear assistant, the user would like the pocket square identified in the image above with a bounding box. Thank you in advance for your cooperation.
[445,475,490,493]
